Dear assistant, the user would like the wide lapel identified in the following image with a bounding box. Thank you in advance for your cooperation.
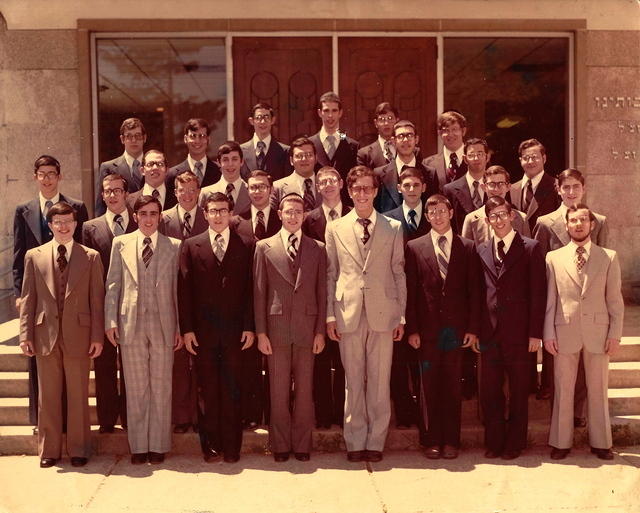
[561,244,583,290]
[363,214,388,271]
[294,235,312,290]
[334,210,364,268]
[244,141,258,173]
[511,182,524,211]
[235,182,251,213]
[193,208,208,234]
[311,134,330,167]
[549,210,570,246]
[65,243,89,298]
[499,233,524,279]
[581,244,604,295]
[266,234,296,286]
[381,163,401,206]
[420,232,442,285]
[478,239,498,281]
[195,231,216,268]
[24,200,43,245]
[475,213,490,243]
[155,234,175,282]
[36,242,56,300]
[166,207,182,237]
[97,216,114,248]
[436,153,447,188]
[121,234,139,284]
[454,180,474,213]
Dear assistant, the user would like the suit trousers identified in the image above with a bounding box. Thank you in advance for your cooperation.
[313,339,345,427]
[267,343,314,453]
[241,344,270,425]
[339,311,394,452]
[542,348,587,418]
[171,347,199,426]
[390,335,419,426]
[36,342,91,459]
[120,332,174,454]
[549,349,612,450]
[94,335,127,428]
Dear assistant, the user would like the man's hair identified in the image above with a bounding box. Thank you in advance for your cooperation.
[184,118,210,136]
[484,195,512,216]
[566,203,596,223]
[393,120,417,136]
[142,149,165,166]
[374,102,399,119]
[346,165,380,190]
[250,102,275,118]
[557,168,585,187]
[102,170,129,191]
[289,136,316,158]
[279,192,305,210]
[133,194,161,213]
[518,138,546,157]
[46,201,76,223]
[399,167,425,184]
[120,117,145,136]
[34,155,61,174]
[175,170,199,187]
[483,165,510,183]
[425,194,452,210]
[437,110,467,130]
[317,166,342,181]
[318,91,342,109]
[217,141,243,161]
[203,191,232,211]
[249,169,273,186]
[464,137,489,155]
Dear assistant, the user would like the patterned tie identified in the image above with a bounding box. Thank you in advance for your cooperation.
[152,189,160,200]
[576,246,587,272]
[384,140,394,162]
[328,208,338,221]
[357,218,371,245]
[256,141,266,170]
[194,161,204,185]
[522,180,534,212]
[225,183,235,211]
[472,180,482,209]
[408,209,418,231]
[132,159,142,188]
[303,178,315,212]
[113,214,125,235]
[326,135,337,160]
[287,233,298,261]
[183,211,192,238]
[448,153,459,181]
[142,237,153,268]
[496,240,506,270]
[214,233,225,262]
[44,200,53,218]
[255,210,266,240]
[437,235,448,280]
[57,245,67,273]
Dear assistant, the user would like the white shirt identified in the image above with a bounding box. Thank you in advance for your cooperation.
[353,210,377,243]
[52,239,73,263]
[568,239,591,263]
[208,227,230,255]
[378,135,395,159]
[494,229,516,261]
[142,182,167,208]
[444,145,464,169]
[123,151,143,170]
[279,228,302,252]
[322,202,343,222]
[521,170,544,193]
[220,177,245,204]
[251,204,272,230]
[105,209,130,235]
[289,172,316,198]
[465,172,485,202]
[252,133,272,155]
[402,202,423,227]
[136,230,158,259]
[39,192,60,215]
[187,155,208,174]
[395,155,417,177]
[320,126,340,155]
[177,204,198,225]
[431,228,453,261]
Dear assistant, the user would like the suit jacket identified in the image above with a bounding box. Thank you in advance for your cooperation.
[19,241,105,356]
[95,155,144,216]
[167,158,221,196]
[544,243,623,354]
[301,204,352,243]
[533,207,608,254]
[510,172,560,231]
[270,173,323,211]
[357,140,389,170]
[422,151,467,193]
[309,132,358,180]
[231,207,281,245]
[104,231,181,347]
[178,229,254,346]
[461,205,531,246]
[81,211,138,280]
[405,232,482,353]
[477,232,546,346]
[373,160,431,213]
[443,175,485,235]
[240,138,292,182]
[126,187,177,212]
[383,205,430,245]
[158,205,208,241]
[325,210,406,333]
[253,232,327,347]
[13,194,88,297]
[199,179,251,215]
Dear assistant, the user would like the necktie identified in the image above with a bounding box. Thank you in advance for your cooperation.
[132,159,141,188]
[142,237,153,267]
[194,161,204,184]
[576,246,587,272]
[408,209,418,231]
[152,188,160,200]
[44,200,53,218]
[183,211,192,238]
[287,233,298,261]
[113,214,125,235]
[326,135,336,160]
[255,210,266,240]
[328,208,338,221]
[522,180,534,212]
[225,183,235,211]
[448,153,459,181]
[357,218,371,245]
[472,180,482,209]
[437,235,448,280]
[496,240,506,270]
[384,140,394,162]
[256,141,266,170]
[214,233,225,261]
[57,245,67,273]
[303,178,315,212]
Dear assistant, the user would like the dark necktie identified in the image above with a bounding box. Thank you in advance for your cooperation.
[437,235,448,280]
[384,140,394,162]
[576,246,586,272]
[183,211,192,238]
[57,245,67,273]
[287,233,298,261]
[256,141,266,170]
[408,209,418,231]
[303,178,315,212]
[194,161,204,185]
[225,183,235,211]
[255,210,266,240]
[472,180,482,209]
[522,180,534,212]
[448,153,459,181]
[496,240,506,270]
[328,208,338,221]
[214,233,225,261]
[44,200,53,218]
[113,214,125,235]
[132,159,142,188]
[326,135,337,160]
[357,218,371,245]
[142,237,153,267]
[151,188,160,202]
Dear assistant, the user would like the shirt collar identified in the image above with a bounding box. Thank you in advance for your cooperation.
[378,135,395,156]
[53,239,74,261]
[39,192,60,213]
[444,145,464,167]
[208,226,230,246]
[142,182,166,196]
[569,239,591,258]
[430,228,453,251]
[123,151,143,169]
[177,204,198,223]
[322,202,342,220]
[251,204,271,226]
[187,154,207,172]
[105,208,129,229]
[137,229,158,249]
[222,176,245,189]
[522,170,544,191]
[252,133,272,150]
[395,154,416,172]
[402,202,423,223]
[494,229,516,255]
[355,209,377,228]
[465,172,485,196]
[320,126,339,142]
[280,227,302,249]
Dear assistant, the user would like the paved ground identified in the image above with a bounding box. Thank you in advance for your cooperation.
[1,447,639,513]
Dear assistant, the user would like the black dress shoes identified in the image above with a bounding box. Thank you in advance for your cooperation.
[99,425,114,434]
[148,452,165,464]
[294,452,310,461]
[501,450,521,460]
[365,450,383,462]
[347,450,365,462]
[591,447,614,460]
[243,421,259,430]
[224,453,240,463]
[574,417,587,428]
[173,423,190,434]
[273,452,290,462]
[40,458,57,468]
[484,449,501,459]
[424,446,441,459]
[441,445,459,459]
[71,457,88,467]
[550,447,570,460]
[203,447,220,463]
[131,453,148,464]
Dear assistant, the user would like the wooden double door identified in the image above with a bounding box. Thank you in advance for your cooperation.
[233,37,437,154]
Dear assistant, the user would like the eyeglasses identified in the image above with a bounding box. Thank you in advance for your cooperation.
[36,171,59,180]
[144,161,165,169]
[394,133,416,142]
[350,185,376,195]
[253,114,272,122]
[485,181,508,189]
[123,133,145,141]
[103,187,125,197]
[186,133,208,141]
[293,152,315,160]
[207,208,229,216]
[400,183,423,191]
[318,177,340,187]
[50,219,75,227]
[248,184,270,192]
[520,155,541,163]
[282,208,304,217]
[488,211,510,222]
[466,152,486,160]
[427,208,449,218]
[376,115,396,123]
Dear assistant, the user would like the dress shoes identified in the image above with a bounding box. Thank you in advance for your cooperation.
[536,387,552,400]
[574,417,587,428]
[347,450,365,462]
[131,453,148,464]
[71,457,88,467]
[203,447,220,463]
[424,446,441,459]
[173,423,190,434]
[501,450,521,460]
[273,452,290,462]
[224,453,240,463]
[591,447,614,460]
[39,457,57,468]
[243,421,259,430]
[365,450,383,462]
[441,445,459,459]
[484,449,501,459]
[148,452,165,464]
[294,452,310,462]
[550,447,570,460]
[99,425,114,434]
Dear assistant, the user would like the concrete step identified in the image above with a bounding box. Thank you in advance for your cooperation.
[611,336,640,362]
[608,388,640,415]
[609,362,640,388]
[0,345,26,372]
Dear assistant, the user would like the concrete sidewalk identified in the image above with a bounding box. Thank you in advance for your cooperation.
[1,447,639,513]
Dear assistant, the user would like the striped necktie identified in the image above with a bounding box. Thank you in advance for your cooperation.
[437,235,448,280]
[142,237,153,267]
[287,233,298,261]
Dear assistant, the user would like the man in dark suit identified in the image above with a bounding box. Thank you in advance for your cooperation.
[357,102,399,170]
[240,103,291,182]
[82,171,137,433]
[374,120,431,213]
[200,141,251,215]
[158,170,208,435]
[302,166,350,429]
[443,137,489,235]
[179,192,255,463]
[422,111,468,192]
[126,149,177,212]
[95,118,146,216]
[476,196,546,460]
[510,138,560,232]
[13,155,89,429]
[405,194,482,460]
[166,118,221,197]
[254,193,327,462]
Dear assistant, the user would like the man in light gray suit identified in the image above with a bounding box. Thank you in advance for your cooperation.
[543,204,623,461]
[104,195,182,465]
[326,165,406,463]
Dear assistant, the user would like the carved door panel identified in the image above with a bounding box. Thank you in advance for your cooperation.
[338,37,438,155]
[233,37,333,144]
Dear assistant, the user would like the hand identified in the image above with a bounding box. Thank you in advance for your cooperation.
[605,338,620,356]
[392,324,404,341]
[544,339,558,356]
[173,332,183,352]
[183,332,198,355]
[19,340,35,357]
[326,321,341,342]
[88,342,103,358]
[312,333,325,354]
[105,327,119,347]
[462,333,480,353]
[241,331,255,350]
[14,298,20,312]
[407,333,420,349]
[257,333,272,355]
[528,337,542,353]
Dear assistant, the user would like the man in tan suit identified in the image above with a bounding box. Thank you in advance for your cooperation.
[19,201,104,468]
[544,204,623,461]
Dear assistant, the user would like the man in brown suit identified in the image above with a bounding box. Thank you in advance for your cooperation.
[19,201,105,468]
